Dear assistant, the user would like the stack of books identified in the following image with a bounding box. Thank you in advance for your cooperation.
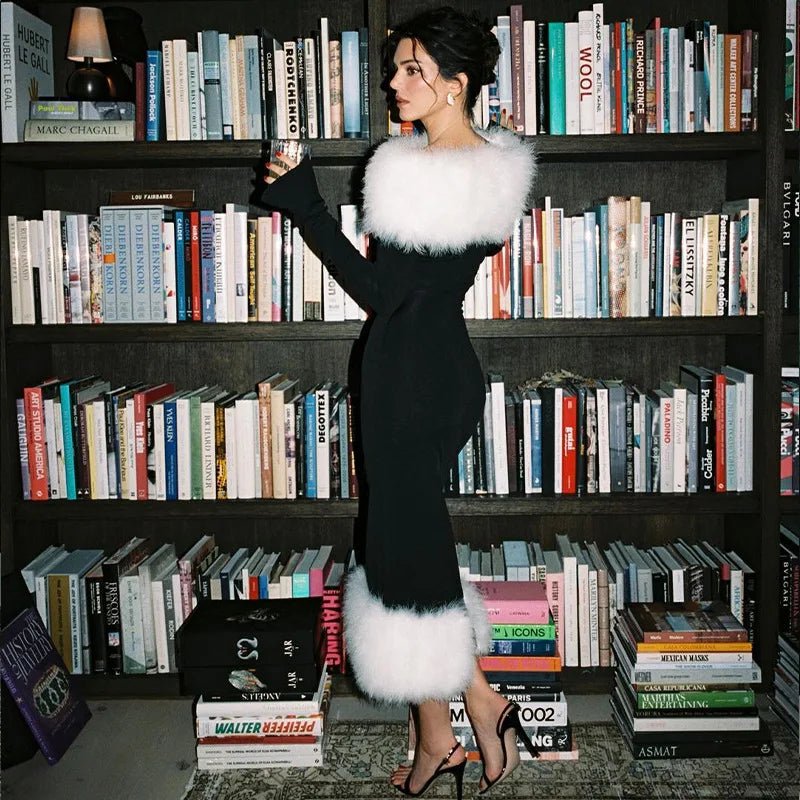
[771,634,799,740]
[611,601,773,758]
[410,581,577,761]
[177,597,330,770]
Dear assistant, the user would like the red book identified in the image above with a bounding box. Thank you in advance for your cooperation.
[713,372,726,492]
[23,378,59,500]
[474,581,550,623]
[614,22,623,134]
[134,383,176,499]
[190,210,202,321]
[478,655,562,672]
[322,564,345,673]
[309,545,334,597]
[521,215,534,317]
[134,61,146,141]
[196,735,318,745]
[491,249,502,319]
[561,389,577,494]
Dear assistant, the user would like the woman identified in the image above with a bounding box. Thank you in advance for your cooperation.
[258,7,537,797]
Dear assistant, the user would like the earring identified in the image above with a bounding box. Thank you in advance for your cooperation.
[447,92,455,106]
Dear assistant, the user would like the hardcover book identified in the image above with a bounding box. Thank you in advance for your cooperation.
[177,598,322,667]
[0,607,91,764]
[473,580,550,623]
[1,2,53,143]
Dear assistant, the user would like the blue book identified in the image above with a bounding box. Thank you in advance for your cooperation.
[510,218,522,319]
[661,27,670,133]
[99,208,117,322]
[304,391,317,497]
[114,209,132,321]
[341,31,361,138]
[291,549,315,598]
[163,394,181,500]
[597,203,609,318]
[654,214,664,316]
[174,210,187,321]
[130,208,150,321]
[529,389,542,492]
[620,21,629,133]
[145,50,163,141]
[547,22,566,135]
[59,378,83,500]
[199,209,216,322]
[338,394,349,499]
[147,209,163,321]
[487,639,557,656]
[200,31,223,140]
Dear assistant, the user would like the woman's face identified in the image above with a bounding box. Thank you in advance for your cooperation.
[388,37,448,121]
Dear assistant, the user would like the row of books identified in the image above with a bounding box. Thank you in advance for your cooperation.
[770,633,799,740]
[470,197,760,321]
[611,601,771,759]
[177,597,331,770]
[7,191,763,327]
[16,375,360,503]
[780,370,800,496]
[5,202,368,326]
[19,534,349,678]
[152,23,369,143]
[15,362,754,505]
[447,366,754,499]
[391,5,759,137]
[457,533,756,671]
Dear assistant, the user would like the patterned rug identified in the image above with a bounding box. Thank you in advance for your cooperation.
[181,721,799,800]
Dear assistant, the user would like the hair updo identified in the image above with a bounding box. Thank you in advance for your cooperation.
[383,6,501,120]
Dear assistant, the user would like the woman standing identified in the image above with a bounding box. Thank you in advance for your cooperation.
[259,7,537,797]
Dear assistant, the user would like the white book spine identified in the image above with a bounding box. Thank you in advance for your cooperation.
[162,40,177,141]
[576,559,590,666]
[173,39,191,140]
[7,216,22,324]
[162,221,177,323]
[315,387,331,499]
[320,18,332,137]
[588,566,599,666]
[523,21,537,135]
[672,386,687,493]
[592,4,605,133]
[125,398,137,500]
[120,574,146,674]
[640,201,651,316]
[213,213,227,322]
[176,397,192,500]
[151,577,169,672]
[153,402,167,500]
[564,22,580,134]
[659,395,674,492]
[304,38,319,139]
[92,397,109,499]
[577,11,595,133]
[596,385,610,493]
[490,379,509,495]
[561,553,578,667]
[233,211,248,322]
[236,397,256,499]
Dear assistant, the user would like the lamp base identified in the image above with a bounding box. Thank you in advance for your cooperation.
[67,65,111,101]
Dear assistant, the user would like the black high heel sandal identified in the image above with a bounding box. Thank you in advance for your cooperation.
[394,741,466,800]
[476,701,539,795]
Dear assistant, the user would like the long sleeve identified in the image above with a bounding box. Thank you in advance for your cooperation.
[255,157,404,315]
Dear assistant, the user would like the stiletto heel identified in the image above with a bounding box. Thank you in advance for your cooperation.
[476,701,539,795]
[395,742,466,800]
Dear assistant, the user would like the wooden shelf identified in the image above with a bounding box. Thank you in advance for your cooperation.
[6,316,761,344]
[1,132,761,169]
[16,493,758,521]
[0,138,371,168]
[780,496,800,514]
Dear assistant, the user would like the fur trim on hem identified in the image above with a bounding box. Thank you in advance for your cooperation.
[362,126,537,255]
[342,566,489,704]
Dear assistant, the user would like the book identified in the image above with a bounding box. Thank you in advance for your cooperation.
[473,580,550,623]
[176,598,322,667]
[625,601,749,643]
[1,2,54,142]
[0,606,91,764]
[23,119,136,141]
[182,661,322,697]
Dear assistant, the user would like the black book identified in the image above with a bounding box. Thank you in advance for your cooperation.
[181,660,321,697]
[294,36,308,138]
[679,364,715,492]
[258,30,279,139]
[535,22,549,135]
[177,598,322,668]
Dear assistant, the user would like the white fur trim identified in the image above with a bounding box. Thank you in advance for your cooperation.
[362,126,537,255]
[342,565,489,704]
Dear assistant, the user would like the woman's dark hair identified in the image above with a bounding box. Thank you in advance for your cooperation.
[383,6,500,120]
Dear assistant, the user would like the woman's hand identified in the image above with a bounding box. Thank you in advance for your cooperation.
[264,151,300,185]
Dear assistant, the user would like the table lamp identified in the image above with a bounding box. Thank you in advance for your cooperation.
[66,6,113,100]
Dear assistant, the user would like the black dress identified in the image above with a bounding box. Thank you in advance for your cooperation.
[258,127,535,704]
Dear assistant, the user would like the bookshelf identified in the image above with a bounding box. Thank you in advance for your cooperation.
[0,0,788,696]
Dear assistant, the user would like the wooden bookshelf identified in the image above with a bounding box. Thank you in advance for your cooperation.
[0,0,788,697]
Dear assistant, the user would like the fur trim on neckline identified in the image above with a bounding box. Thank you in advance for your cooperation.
[362,126,536,255]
